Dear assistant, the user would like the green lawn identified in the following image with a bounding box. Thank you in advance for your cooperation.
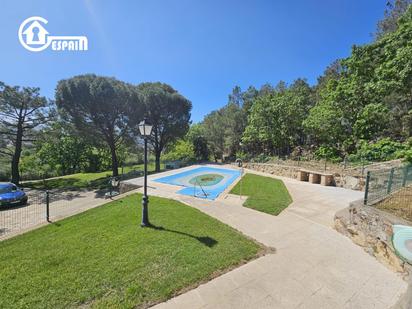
[230,173,292,215]
[23,163,164,190]
[0,194,261,308]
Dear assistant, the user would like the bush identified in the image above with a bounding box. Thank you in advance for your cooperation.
[314,146,341,162]
[235,151,251,162]
[163,140,195,163]
[250,153,272,163]
[350,138,408,162]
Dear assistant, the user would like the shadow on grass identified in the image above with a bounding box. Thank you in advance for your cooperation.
[148,224,218,248]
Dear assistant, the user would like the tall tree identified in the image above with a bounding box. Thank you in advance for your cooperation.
[0,82,51,184]
[202,102,247,160]
[243,79,314,155]
[228,86,243,106]
[56,74,142,177]
[376,0,412,39]
[186,124,210,161]
[137,82,192,172]
[202,110,225,161]
[242,86,259,115]
[35,122,95,175]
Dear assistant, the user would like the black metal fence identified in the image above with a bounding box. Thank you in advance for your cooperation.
[0,177,139,240]
[1,191,52,240]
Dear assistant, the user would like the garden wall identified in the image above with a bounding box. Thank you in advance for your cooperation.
[335,200,411,276]
[241,162,366,190]
[241,159,404,191]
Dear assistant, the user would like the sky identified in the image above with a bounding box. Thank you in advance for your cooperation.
[0,0,387,122]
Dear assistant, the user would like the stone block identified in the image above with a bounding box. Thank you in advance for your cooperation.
[309,173,320,184]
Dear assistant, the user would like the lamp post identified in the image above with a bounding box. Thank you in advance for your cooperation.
[138,118,153,227]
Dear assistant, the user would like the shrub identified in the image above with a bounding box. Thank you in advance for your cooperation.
[351,138,407,162]
[163,140,195,163]
[314,146,341,162]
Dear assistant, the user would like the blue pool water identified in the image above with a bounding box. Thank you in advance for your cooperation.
[154,166,241,200]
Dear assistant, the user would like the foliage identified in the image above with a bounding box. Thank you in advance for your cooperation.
[202,110,225,161]
[163,139,195,163]
[186,124,210,161]
[55,74,142,177]
[314,146,341,163]
[375,0,412,39]
[230,173,292,215]
[0,82,52,184]
[137,82,192,172]
[202,102,247,161]
[243,79,313,155]
[0,194,260,308]
[349,138,408,162]
[37,135,93,175]
[23,162,162,190]
[353,103,390,140]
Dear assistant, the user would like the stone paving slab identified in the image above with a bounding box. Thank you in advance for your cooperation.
[136,165,408,309]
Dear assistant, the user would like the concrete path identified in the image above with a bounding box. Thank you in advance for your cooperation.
[130,166,408,309]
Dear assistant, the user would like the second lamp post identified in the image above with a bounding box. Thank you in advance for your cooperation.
[138,118,153,227]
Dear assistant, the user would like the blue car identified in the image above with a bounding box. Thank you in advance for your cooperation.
[0,183,28,208]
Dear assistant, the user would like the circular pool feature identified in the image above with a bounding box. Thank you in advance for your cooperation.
[392,225,412,263]
[189,174,224,186]
[154,166,241,200]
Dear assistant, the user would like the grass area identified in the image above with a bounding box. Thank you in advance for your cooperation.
[23,163,164,190]
[230,173,292,215]
[0,194,261,308]
[376,185,412,222]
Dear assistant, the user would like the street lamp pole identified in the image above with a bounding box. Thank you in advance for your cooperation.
[141,137,150,227]
[139,118,153,227]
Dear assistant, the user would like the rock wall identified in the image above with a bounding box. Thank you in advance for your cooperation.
[335,200,411,276]
[242,162,365,190]
[242,162,300,179]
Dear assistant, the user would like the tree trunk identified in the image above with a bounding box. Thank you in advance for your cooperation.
[155,149,161,172]
[11,122,23,185]
[109,141,119,177]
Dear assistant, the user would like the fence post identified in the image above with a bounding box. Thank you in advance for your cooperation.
[387,168,395,194]
[46,190,50,222]
[364,171,371,206]
[402,165,410,187]
[361,159,365,177]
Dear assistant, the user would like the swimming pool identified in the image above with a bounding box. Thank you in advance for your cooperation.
[154,166,241,200]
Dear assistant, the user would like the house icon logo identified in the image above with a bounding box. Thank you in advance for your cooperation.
[19,17,51,51]
[18,16,88,52]
[22,20,49,45]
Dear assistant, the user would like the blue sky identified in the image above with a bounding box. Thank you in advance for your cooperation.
[0,0,386,122]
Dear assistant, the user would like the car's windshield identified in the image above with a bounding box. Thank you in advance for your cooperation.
[0,185,13,194]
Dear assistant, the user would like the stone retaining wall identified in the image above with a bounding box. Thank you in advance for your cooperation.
[242,162,366,190]
[335,200,411,277]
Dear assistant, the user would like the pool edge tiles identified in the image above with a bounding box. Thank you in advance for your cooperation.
[154,166,241,200]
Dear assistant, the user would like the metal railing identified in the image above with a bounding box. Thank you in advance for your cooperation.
[1,177,138,240]
[0,190,68,240]
[193,178,208,198]
[363,164,412,224]
[364,164,412,206]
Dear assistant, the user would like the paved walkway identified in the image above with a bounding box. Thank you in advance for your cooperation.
[128,166,408,309]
